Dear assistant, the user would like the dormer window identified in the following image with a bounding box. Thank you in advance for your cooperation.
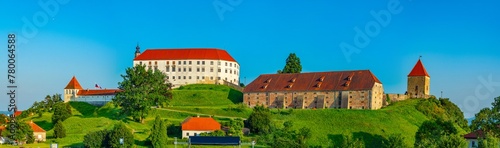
[290,78,296,83]
[286,84,293,88]
[265,78,272,83]
[318,76,325,82]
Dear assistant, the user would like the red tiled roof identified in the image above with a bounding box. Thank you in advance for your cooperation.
[408,59,430,77]
[134,48,237,62]
[0,126,5,133]
[14,111,22,116]
[65,76,83,89]
[244,70,382,92]
[464,130,484,139]
[77,89,121,96]
[181,117,221,131]
[28,121,46,133]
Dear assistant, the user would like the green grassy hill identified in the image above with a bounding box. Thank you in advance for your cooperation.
[6,84,467,147]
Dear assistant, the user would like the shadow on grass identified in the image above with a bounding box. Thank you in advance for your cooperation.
[227,88,243,104]
[63,142,84,148]
[167,124,182,138]
[35,120,54,131]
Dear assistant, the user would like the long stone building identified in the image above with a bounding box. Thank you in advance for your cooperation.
[133,45,240,88]
[243,70,385,110]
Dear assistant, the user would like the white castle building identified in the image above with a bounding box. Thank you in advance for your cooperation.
[133,45,240,87]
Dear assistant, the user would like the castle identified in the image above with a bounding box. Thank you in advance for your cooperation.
[133,45,240,88]
[63,76,120,106]
[243,59,431,110]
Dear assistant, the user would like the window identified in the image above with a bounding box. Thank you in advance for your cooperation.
[183,61,186,64]
[178,76,181,79]
[225,69,228,73]
[230,63,232,67]
[189,76,191,79]
[197,61,200,65]
[202,76,205,79]
[178,61,181,65]
[210,61,214,65]
[225,62,227,66]
[218,61,221,65]
[186,132,189,136]
[210,77,213,80]
[189,61,192,65]
[218,77,221,80]
[202,61,205,65]
[172,68,176,72]
[166,76,169,79]
[166,67,170,72]
[218,69,221,72]
[202,68,205,72]
[178,68,181,72]
[210,68,214,72]
[189,68,192,72]
[183,68,186,72]
[197,76,199,79]
[183,76,186,79]
[197,68,200,72]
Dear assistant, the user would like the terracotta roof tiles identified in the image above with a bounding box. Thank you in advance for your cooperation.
[181,117,221,131]
[77,89,121,96]
[28,121,46,133]
[65,76,83,89]
[408,59,430,77]
[134,48,236,62]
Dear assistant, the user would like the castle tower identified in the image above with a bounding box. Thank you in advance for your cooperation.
[63,76,83,102]
[407,59,430,98]
[135,43,141,58]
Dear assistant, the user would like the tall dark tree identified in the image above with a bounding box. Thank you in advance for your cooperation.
[108,122,134,148]
[54,120,66,138]
[280,53,302,74]
[149,115,168,148]
[114,64,173,123]
[247,105,272,135]
[52,102,72,123]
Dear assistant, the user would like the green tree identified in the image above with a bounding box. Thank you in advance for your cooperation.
[297,127,312,146]
[4,122,34,145]
[149,115,168,148]
[54,120,66,138]
[114,64,173,123]
[414,119,458,148]
[52,102,72,123]
[382,134,406,148]
[227,118,244,136]
[478,135,499,148]
[248,105,272,135]
[84,130,109,148]
[440,134,466,148]
[280,53,302,73]
[332,134,364,148]
[108,122,134,148]
[200,130,226,136]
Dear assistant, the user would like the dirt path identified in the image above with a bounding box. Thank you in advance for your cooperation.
[153,107,247,120]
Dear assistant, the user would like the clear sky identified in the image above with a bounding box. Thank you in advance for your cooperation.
[1,0,499,118]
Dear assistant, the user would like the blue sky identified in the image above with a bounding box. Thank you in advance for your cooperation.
[1,0,499,118]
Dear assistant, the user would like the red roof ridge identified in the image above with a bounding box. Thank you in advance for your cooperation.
[64,76,83,90]
[408,59,430,77]
[181,117,221,131]
[134,48,237,62]
[28,121,46,133]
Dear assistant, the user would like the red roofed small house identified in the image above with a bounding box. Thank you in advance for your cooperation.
[181,117,221,139]
[63,76,121,105]
[463,129,485,148]
[28,121,46,142]
[407,59,431,98]
[133,46,240,88]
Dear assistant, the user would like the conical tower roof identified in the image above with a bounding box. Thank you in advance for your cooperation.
[408,59,430,77]
[64,76,83,89]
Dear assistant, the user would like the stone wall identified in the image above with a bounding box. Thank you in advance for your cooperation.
[407,76,430,98]
[386,93,408,103]
[244,83,384,110]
